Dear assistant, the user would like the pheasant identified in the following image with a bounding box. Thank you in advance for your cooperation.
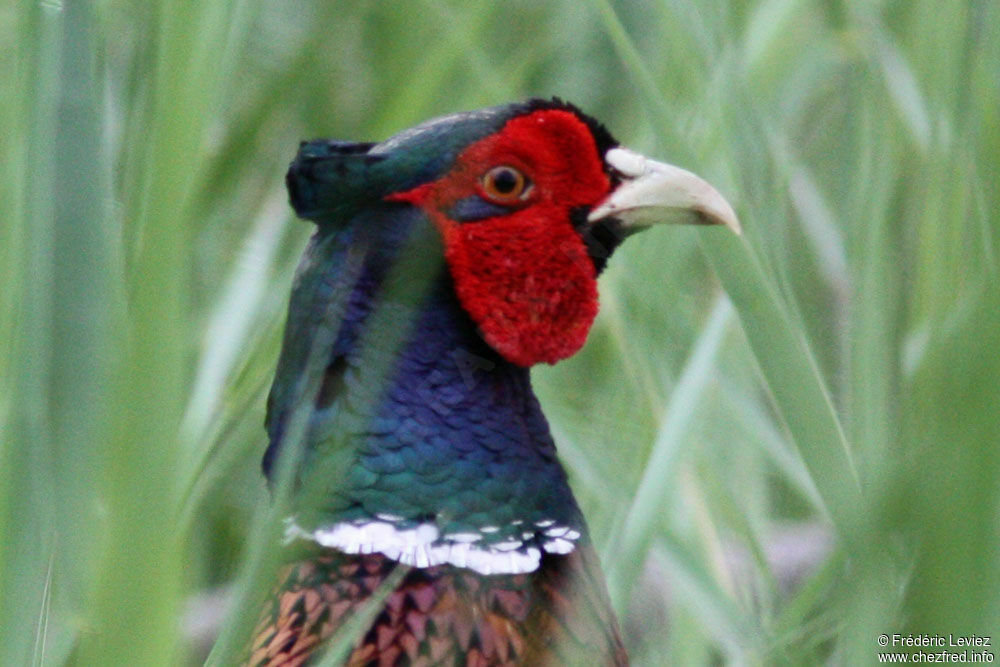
[247,99,739,666]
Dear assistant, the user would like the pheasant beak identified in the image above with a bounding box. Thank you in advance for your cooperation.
[588,147,742,235]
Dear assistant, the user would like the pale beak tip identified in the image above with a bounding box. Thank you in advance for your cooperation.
[698,198,742,236]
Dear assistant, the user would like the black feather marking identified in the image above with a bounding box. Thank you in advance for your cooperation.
[570,206,627,274]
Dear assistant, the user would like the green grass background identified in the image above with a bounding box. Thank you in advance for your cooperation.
[3,0,999,664]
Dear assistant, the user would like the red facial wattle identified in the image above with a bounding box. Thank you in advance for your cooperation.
[388,109,612,367]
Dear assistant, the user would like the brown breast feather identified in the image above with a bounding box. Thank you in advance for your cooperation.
[246,545,628,666]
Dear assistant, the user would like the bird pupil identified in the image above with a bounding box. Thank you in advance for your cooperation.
[493,168,518,193]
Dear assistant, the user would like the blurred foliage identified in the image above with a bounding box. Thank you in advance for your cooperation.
[1,0,998,664]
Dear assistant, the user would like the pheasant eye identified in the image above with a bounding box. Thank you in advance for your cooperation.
[481,165,531,203]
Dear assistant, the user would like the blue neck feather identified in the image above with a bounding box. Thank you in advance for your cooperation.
[264,208,586,546]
